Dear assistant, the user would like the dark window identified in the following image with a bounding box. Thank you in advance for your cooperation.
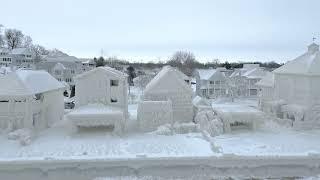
[111,98,118,103]
[110,80,119,86]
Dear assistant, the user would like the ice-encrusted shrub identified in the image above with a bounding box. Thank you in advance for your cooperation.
[194,110,224,137]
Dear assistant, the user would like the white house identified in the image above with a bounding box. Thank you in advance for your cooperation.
[0,48,12,67]
[194,68,228,98]
[0,70,65,131]
[10,48,35,69]
[137,66,193,131]
[67,67,128,133]
[82,59,96,72]
[36,55,83,87]
[271,43,320,127]
[256,71,275,113]
[229,64,267,96]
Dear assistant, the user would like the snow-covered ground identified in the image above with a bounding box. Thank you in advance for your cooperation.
[0,96,320,161]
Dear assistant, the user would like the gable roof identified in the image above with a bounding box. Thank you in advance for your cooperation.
[144,66,192,94]
[274,43,320,76]
[0,70,65,97]
[242,67,266,79]
[75,66,128,80]
[11,48,31,55]
[196,69,217,80]
[256,72,274,87]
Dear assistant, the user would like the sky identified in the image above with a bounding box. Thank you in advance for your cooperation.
[1,0,320,63]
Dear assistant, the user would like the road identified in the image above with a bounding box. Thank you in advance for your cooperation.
[0,155,320,180]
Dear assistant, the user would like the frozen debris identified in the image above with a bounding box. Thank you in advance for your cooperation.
[172,122,198,134]
[195,110,224,137]
[7,128,34,146]
[137,100,173,132]
[153,124,173,135]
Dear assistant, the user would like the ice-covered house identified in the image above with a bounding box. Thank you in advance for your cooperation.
[0,70,65,131]
[194,68,227,98]
[256,71,275,112]
[36,55,83,87]
[138,66,193,131]
[67,67,128,133]
[82,59,96,72]
[11,48,35,69]
[0,48,12,67]
[229,64,267,96]
[270,43,320,127]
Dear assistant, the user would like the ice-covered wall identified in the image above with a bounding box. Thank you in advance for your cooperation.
[75,68,128,118]
[137,101,173,132]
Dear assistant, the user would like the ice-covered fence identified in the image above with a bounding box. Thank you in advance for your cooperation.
[137,100,173,132]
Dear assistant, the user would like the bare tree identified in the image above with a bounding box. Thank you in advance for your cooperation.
[0,24,4,47]
[133,74,153,92]
[168,51,197,76]
[23,35,33,48]
[30,44,49,63]
[5,29,24,49]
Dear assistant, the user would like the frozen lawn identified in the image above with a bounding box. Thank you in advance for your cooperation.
[0,121,213,161]
[214,128,320,156]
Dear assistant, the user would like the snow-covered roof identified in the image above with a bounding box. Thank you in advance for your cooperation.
[144,66,192,94]
[75,66,128,80]
[274,43,320,76]
[242,68,266,79]
[53,62,67,70]
[255,72,274,87]
[0,48,10,54]
[11,48,31,55]
[0,70,65,97]
[195,69,218,80]
[44,55,81,63]
[82,59,96,64]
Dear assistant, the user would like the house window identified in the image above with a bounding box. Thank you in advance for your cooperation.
[209,89,214,95]
[71,70,75,74]
[215,81,220,85]
[111,98,118,103]
[210,81,214,85]
[35,93,43,101]
[110,80,119,86]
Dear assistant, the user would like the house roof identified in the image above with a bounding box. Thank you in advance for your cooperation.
[0,48,10,54]
[196,69,218,80]
[255,72,274,87]
[144,66,192,94]
[75,66,128,80]
[242,68,266,79]
[44,55,81,63]
[11,48,31,55]
[0,70,65,97]
[274,43,320,76]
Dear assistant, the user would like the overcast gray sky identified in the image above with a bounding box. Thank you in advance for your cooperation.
[1,0,319,62]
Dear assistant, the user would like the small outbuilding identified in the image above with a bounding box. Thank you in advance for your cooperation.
[67,67,128,133]
[0,70,65,131]
[137,66,193,131]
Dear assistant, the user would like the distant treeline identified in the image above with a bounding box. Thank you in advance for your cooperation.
[94,54,284,72]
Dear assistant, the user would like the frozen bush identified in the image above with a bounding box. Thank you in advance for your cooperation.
[172,122,198,134]
[195,110,224,137]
